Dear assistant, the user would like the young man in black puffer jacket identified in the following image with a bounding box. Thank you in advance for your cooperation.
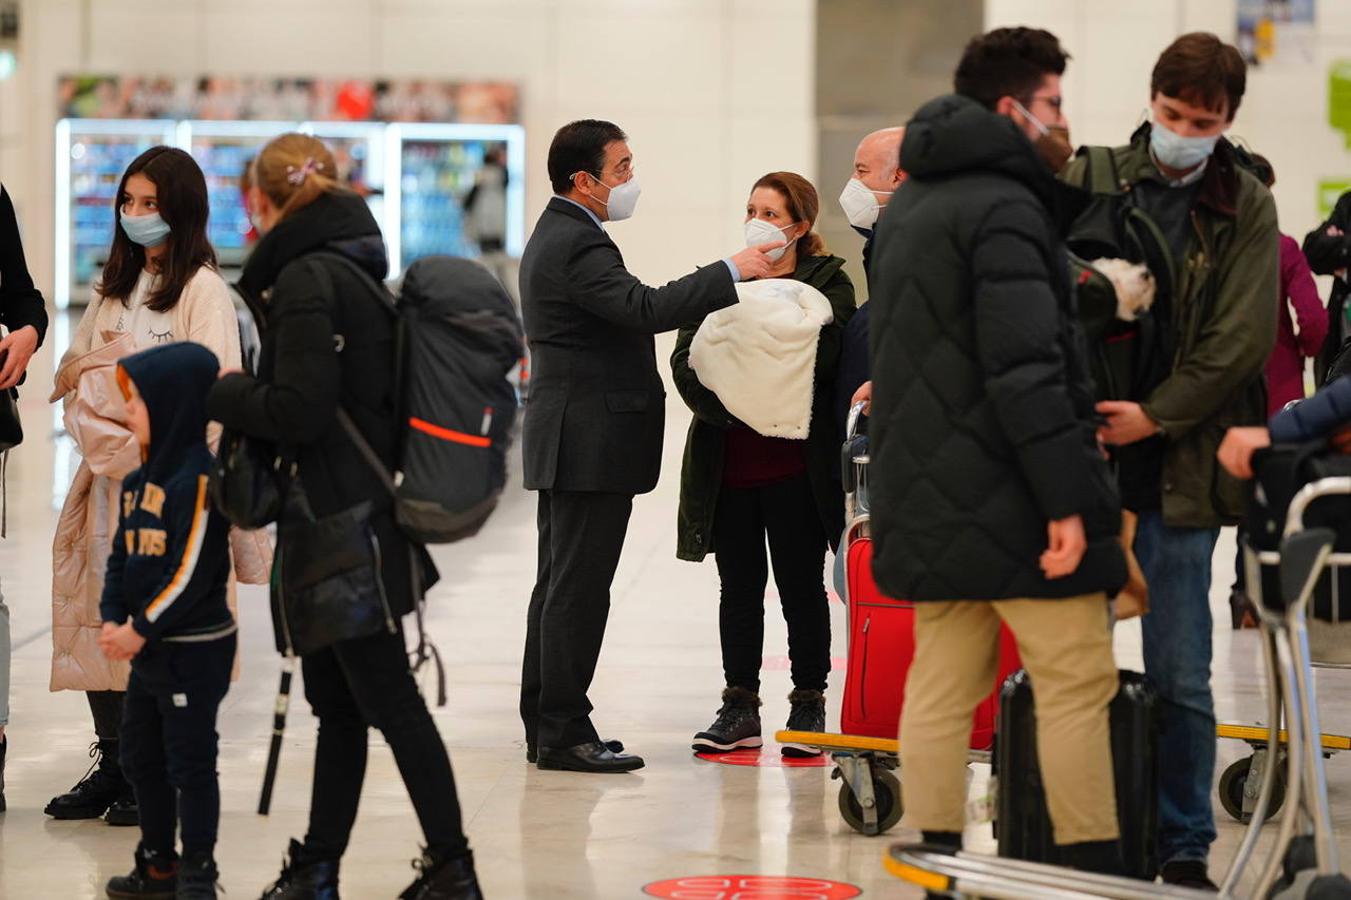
[868,28,1127,875]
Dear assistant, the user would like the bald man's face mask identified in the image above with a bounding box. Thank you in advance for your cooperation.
[839,177,893,231]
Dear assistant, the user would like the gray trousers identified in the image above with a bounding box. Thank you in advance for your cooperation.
[0,581,8,727]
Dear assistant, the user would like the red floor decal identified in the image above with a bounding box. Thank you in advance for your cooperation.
[643,874,862,899]
[694,748,829,768]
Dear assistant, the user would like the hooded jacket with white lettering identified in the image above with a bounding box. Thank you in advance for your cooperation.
[99,342,232,643]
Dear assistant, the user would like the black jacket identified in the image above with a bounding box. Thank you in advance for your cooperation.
[671,253,855,561]
[1303,190,1351,382]
[868,94,1125,602]
[0,185,48,351]
[102,343,232,643]
[206,190,432,618]
[519,197,738,495]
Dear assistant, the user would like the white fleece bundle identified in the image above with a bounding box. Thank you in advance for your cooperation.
[689,278,834,439]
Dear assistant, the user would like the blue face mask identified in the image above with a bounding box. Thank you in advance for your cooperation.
[1150,120,1220,172]
[120,212,171,248]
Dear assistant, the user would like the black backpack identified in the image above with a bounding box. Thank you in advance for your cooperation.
[1067,146,1177,402]
[315,253,525,544]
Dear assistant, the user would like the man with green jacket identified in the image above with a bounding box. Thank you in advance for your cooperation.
[1061,33,1278,889]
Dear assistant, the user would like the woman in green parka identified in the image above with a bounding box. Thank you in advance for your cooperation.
[671,171,855,757]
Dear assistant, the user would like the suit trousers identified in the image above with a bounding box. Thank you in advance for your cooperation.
[520,490,634,749]
[899,594,1120,845]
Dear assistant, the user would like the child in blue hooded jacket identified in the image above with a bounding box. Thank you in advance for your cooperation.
[98,341,233,900]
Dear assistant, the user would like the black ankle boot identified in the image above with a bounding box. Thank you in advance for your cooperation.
[105,783,140,827]
[46,740,127,820]
[106,844,178,898]
[1059,839,1125,876]
[398,848,482,900]
[176,851,220,899]
[259,839,340,900]
[0,734,8,813]
[782,690,827,757]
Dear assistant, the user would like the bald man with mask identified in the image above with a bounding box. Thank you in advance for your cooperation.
[835,126,905,436]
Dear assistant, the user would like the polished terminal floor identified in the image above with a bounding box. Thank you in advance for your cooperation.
[4,327,1351,899]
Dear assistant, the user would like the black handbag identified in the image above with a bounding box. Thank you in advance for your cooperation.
[271,479,396,657]
[0,386,20,538]
[210,429,286,529]
[0,387,22,453]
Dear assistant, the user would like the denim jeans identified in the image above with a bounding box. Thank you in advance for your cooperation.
[1134,510,1220,864]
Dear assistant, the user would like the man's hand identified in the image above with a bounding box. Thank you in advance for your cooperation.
[1095,400,1161,447]
[0,325,39,391]
[851,380,873,415]
[730,241,787,282]
[1217,426,1272,480]
[216,367,244,380]
[98,621,146,661]
[1041,515,1087,579]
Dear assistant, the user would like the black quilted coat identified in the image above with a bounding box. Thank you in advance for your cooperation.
[868,94,1126,602]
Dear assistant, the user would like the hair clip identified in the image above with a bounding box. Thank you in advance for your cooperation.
[285,157,324,186]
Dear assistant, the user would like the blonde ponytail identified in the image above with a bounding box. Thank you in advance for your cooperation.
[252,133,340,221]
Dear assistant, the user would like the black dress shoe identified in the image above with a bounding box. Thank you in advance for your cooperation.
[536,741,644,773]
[526,739,623,764]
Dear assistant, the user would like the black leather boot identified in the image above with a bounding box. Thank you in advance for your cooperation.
[46,740,127,820]
[259,839,340,900]
[0,734,7,813]
[398,848,483,900]
[105,844,178,898]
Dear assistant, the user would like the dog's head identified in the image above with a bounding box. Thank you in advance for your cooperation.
[1090,258,1156,321]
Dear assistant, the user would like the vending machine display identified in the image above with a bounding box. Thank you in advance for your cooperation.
[56,119,522,306]
[184,122,293,269]
[388,123,525,278]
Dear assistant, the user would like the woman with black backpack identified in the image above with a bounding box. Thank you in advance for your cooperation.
[205,133,482,900]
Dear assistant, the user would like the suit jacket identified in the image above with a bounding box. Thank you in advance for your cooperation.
[521,198,738,494]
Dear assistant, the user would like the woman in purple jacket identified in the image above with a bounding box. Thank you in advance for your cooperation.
[1258,158,1328,415]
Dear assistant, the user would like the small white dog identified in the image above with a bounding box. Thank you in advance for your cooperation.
[1090,257,1156,321]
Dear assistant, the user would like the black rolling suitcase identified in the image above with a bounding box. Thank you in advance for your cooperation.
[995,669,1159,881]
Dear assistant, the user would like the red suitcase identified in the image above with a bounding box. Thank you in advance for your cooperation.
[840,535,1020,746]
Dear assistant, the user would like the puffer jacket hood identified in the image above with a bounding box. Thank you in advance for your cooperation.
[118,342,219,483]
[238,189,387,308]
[901,94,1054,204]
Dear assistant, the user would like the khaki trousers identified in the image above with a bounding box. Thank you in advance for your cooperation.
[898,594,1120,845]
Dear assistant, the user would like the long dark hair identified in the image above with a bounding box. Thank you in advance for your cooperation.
[97,146,217,313]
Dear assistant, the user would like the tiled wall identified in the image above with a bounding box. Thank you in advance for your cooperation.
[4,0,817,295]
[986,0,1351,244]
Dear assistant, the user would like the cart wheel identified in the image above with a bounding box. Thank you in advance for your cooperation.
[1219,755,1285,822]
[837,769,903,836]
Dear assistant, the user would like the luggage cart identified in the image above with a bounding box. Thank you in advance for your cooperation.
[884,468,1351,898]
[1217,563,1351,824]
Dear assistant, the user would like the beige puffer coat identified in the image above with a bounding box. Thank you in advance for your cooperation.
[50,271,270,692]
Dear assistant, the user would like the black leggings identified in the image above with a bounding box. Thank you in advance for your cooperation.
[713,475,831,695]
[88,690,125,741]
[301,626,468,861]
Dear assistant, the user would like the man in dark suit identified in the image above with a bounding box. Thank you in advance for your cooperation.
[519,119,781,773]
